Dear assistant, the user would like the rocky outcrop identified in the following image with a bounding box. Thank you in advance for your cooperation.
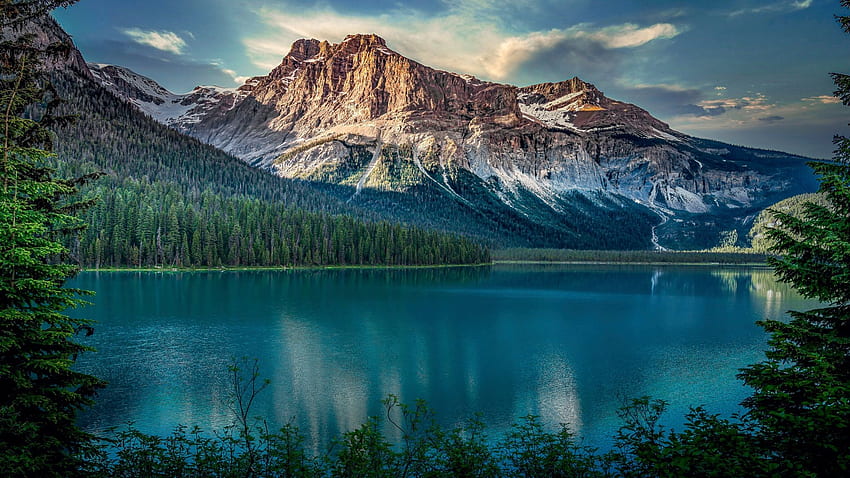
[1,14,91,77]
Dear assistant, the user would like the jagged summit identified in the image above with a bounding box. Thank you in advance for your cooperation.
[342,33,387,45]
[284,34,389,61]
[517,78,676,134]
[8,13,817,249]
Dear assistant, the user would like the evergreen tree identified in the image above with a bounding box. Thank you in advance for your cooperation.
[1,2,105,476]
[735,3,850,473]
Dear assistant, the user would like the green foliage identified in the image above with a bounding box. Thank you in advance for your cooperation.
[0,1,76,25]
[429,415,500,477]
[607,398,776,477]
[500,415,605,477]
[748,193,830,252]
[65,177,489,268]
[717,229,738,248]
[89,391,617,478]
[1,4,105,476]
[733,4,850,472]
[334,417,398,478]
[737,168,850,474]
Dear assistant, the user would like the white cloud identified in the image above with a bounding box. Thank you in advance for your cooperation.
[729,0,813,17]
[123,28,188,55]
[802,95,840,104]
[698,93,773,113]
[222,68,251,85]
[669,92,846,133]
[241,5,682,81]
[575,23,681,49]
[487,30,569,79]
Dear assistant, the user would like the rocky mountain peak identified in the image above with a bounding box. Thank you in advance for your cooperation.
[517,77,675,134]
[521,77,596,99]
[286,38,324,61]
[518,77,606,114]
[340,33,388,51]
[277,34,392,68]
[212,33,522,158]
[7,16,818,250]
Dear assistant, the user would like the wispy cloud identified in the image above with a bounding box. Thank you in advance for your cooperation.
[616,83,715,117]
[242,4,682,82]
[667,92,846,136]
[123,28,188,55]
[574,23,680,49]
[802,94,840,104]
[696,94,774,115]
[729,0,813,17]
[219,68,251,85]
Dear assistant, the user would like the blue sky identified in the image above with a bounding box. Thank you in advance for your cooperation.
[54,0,847,158]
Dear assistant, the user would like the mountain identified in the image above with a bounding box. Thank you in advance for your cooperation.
[87,63,247,130]
[89,34,819,250]
[2,15,489,268]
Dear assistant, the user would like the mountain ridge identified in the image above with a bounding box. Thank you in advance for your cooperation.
[79,32,819,249]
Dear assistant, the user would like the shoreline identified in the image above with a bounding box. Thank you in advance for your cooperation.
[493,260,769,266]
[77,262,493,272]
[78,259,770,272]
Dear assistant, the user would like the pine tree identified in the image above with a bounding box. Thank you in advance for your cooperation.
[737,2,850,473]
[1,2,105,476]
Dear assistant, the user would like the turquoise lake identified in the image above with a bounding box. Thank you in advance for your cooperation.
[69,264,818,450]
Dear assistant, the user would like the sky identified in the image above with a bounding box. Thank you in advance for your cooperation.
[53,0,848,159]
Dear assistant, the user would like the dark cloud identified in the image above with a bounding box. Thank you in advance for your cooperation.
[512,37,626,86]
[758,115,785,123]
[616,85,725,118]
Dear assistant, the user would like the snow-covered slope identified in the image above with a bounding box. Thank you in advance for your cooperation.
[88,63,245,129]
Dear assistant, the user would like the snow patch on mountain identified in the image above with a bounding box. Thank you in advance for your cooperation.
[518,93,581,130]
[88,63,243,128]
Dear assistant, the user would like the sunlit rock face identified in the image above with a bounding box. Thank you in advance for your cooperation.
[88,33,816,248]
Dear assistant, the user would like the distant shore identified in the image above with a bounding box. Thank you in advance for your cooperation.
[77,262,492,272]
[491,248,770,265]
[77,248,771,272]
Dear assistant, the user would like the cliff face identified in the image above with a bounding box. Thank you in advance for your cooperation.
[182,34,523,166]
[1,14,91,76]
[87,34,816,249]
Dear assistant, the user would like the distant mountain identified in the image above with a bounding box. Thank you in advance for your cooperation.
[84,34,820,249]
[88,63,247,130]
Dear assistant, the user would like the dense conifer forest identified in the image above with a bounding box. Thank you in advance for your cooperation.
[72,178,489,267]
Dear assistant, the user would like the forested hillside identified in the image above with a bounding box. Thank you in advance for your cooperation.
[50,72,488,267]
[748,192,831,252]
[72,179,489,267]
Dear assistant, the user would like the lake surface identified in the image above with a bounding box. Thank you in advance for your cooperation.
[69,264,817,449]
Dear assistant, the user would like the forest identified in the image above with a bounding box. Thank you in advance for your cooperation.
[72,178,490,268]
